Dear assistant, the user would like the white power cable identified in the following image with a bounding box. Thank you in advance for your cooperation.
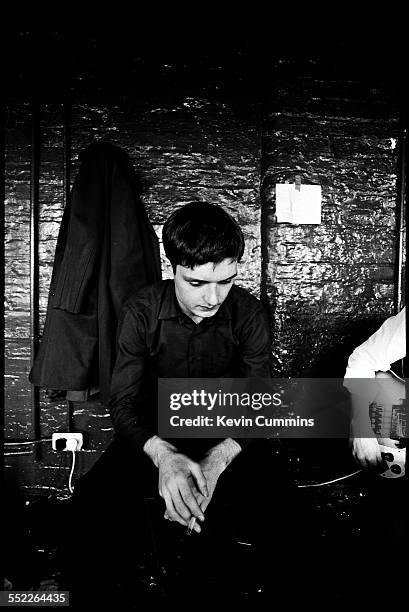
[388,368,404,382]
[297,469,362,488]
[68,449,76,494]
[65,438,78,493]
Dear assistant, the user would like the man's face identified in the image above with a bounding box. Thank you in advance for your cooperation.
[174,258,238,323]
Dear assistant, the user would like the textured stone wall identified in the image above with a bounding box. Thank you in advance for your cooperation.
[4,98,261,495]
[261,61,400,377]
[5,105,33,442]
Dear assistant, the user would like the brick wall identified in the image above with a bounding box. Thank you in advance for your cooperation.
[261,60,400,377]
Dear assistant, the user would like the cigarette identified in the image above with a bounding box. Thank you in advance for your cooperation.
[186,517,196,535]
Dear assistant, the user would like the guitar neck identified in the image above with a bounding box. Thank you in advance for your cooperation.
[372,371,406,440]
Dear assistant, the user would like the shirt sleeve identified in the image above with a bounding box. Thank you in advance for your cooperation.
[109,304,154,453]
[237,304,271,377]
[344,307,406,379]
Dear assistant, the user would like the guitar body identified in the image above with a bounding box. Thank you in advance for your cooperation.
[377,441,405,478]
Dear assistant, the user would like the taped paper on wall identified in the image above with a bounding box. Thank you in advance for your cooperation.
[276,183,322,224]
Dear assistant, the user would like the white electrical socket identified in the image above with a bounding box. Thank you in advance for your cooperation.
[52,432,83,451]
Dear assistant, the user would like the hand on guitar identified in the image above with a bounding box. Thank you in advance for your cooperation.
[348,371,405,472]
[350,436,385,470]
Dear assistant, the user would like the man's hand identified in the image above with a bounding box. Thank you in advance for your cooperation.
[195,438,242,514]
[158,451,208,532]
[144,436,241,532]
[194,454,225,514]
[144,435,207,533]
[350,437,385,470]
[349,407,384,471]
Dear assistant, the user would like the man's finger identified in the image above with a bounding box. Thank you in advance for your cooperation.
[199,497,210,514]
[190,464,208,498]
[367,457,378,470]
[367,450,383,470]
[163,492,188,526]
[376,451,388,472]
[355,453,369,469]
[179,483,205,521]
[366,453,382,471]
[170,488,192,523]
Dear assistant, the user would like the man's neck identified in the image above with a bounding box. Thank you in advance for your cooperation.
[177,299,203,325]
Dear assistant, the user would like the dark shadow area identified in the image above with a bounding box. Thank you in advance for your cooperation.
[3,486,70,592]
[4,467,407,605]
[3,28,406,105]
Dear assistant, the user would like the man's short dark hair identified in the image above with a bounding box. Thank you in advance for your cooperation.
[162,201,245,270]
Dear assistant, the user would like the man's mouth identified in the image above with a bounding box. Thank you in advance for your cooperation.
[198,305,218,311]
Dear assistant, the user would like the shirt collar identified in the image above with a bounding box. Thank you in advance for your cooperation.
[157,281,180,320]
[158,280,233,321]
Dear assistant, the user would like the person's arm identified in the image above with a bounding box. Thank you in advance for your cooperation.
[344,307,406,380]
[344,307,406,469]
[110,304,209,530]
[109,304,155,451]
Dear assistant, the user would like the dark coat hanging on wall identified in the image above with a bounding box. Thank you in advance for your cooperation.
[29,142,161,405]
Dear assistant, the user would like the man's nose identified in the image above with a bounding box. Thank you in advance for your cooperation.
[204,285,219,306]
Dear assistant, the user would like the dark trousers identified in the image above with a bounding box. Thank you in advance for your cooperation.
[64,438,304,602]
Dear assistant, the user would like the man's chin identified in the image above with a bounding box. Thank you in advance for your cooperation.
[195,306,219,317]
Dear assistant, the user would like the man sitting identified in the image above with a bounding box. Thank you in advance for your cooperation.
[67,202,296,601]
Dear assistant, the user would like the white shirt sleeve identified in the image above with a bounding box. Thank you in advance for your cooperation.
[344,306,406,379]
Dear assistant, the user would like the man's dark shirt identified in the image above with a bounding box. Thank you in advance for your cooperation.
[109,279,270,458]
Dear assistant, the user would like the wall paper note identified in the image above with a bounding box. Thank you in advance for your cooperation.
[276,183,322,224]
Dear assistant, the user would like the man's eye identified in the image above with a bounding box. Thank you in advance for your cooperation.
[188,279,233,287]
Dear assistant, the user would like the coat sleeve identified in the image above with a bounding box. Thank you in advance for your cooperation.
[109,303,155,453]
[52,152,106,313]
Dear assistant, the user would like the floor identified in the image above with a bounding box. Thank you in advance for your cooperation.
[4,443,407,605]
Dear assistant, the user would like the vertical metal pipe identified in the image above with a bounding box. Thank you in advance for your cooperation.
[395,125,406,314]
[63,102,71,209]
[30,102,41,460]
[0,106,5,447]
[63,101,75,432]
